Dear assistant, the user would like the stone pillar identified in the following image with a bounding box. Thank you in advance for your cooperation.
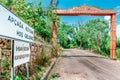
[52,21,58,55]
[110,14,116,59]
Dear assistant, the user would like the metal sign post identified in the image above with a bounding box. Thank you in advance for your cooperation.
[26,62,29,79]
[11,40,14,80]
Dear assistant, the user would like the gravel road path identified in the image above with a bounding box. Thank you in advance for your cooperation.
[49,49,120,80]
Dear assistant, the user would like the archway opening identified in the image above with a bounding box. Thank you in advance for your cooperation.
[53,5,116,59]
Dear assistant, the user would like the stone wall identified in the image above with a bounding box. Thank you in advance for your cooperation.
[0,38,11,80]
[0,38,53,79]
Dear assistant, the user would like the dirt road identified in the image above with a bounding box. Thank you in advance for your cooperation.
[49,49,120,80]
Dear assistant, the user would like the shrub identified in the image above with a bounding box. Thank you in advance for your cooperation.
[116,48,120,60]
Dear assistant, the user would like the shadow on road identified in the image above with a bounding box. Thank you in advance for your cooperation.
[61,55,107,59]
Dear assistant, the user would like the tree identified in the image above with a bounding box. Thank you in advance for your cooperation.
[58,22,74,48]
[74,18,109,53]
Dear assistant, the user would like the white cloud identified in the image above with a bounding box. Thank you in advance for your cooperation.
[104,16,110,21]
[104,16,111,27]
[115,6,120,16]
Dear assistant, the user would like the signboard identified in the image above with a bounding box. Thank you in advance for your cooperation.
[0,4,34,42]
[14,40,30,67]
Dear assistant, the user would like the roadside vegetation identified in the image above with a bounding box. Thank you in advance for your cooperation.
[58,18,120,59]
[116,38,120,59]
[0,0,59,80]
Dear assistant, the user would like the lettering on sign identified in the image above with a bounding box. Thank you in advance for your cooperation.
[14,40,30,67]
[0,4,34,42]
[8,15,23,29]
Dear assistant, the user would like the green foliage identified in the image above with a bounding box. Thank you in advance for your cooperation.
[58,22,74,48]
[116,38,120,59]
[116,38,120,48]
[67,41,78,48]
[14,75,26,80]
[1,59,11,80]
[58,18,110,56]
[74,18,109,54]
[116,48,120,60]
[58,18,114,59]
[1,72,10,80]
[50,73,58,79]
[49,73,60,80]
[1,60,10,67]
[14,0,54,42]
[36,48,50,66]
[0,0,15,6]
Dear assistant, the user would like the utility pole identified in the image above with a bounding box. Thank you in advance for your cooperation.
[50,0,54,6]
[50,0,59,7]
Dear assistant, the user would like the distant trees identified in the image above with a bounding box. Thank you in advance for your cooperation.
[58,18,110,55]
[58,22,75,48]
[74,18,109,54]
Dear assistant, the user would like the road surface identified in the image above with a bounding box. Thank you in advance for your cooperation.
[49,49,120,80]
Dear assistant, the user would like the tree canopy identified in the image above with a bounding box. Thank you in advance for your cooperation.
[58,18,110,55]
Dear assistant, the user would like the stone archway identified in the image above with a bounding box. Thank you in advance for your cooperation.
[52,4,116,59]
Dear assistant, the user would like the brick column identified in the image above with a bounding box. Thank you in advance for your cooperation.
[110,14,116,59]
[52,21,58,55]
[52,21,57,40]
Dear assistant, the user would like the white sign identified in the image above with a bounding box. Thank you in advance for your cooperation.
[14,40,30,67]
[0,4,34,42]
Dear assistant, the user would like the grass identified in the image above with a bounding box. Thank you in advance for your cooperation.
[49,73,60,80]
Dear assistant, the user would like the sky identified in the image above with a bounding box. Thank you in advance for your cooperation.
[41,0,120,23]
[28,0,120,37]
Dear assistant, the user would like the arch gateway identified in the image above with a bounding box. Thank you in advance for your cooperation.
[52,4,116,59]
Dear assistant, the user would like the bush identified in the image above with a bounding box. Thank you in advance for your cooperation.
[116,48,120,60]
[36,47,50,66]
